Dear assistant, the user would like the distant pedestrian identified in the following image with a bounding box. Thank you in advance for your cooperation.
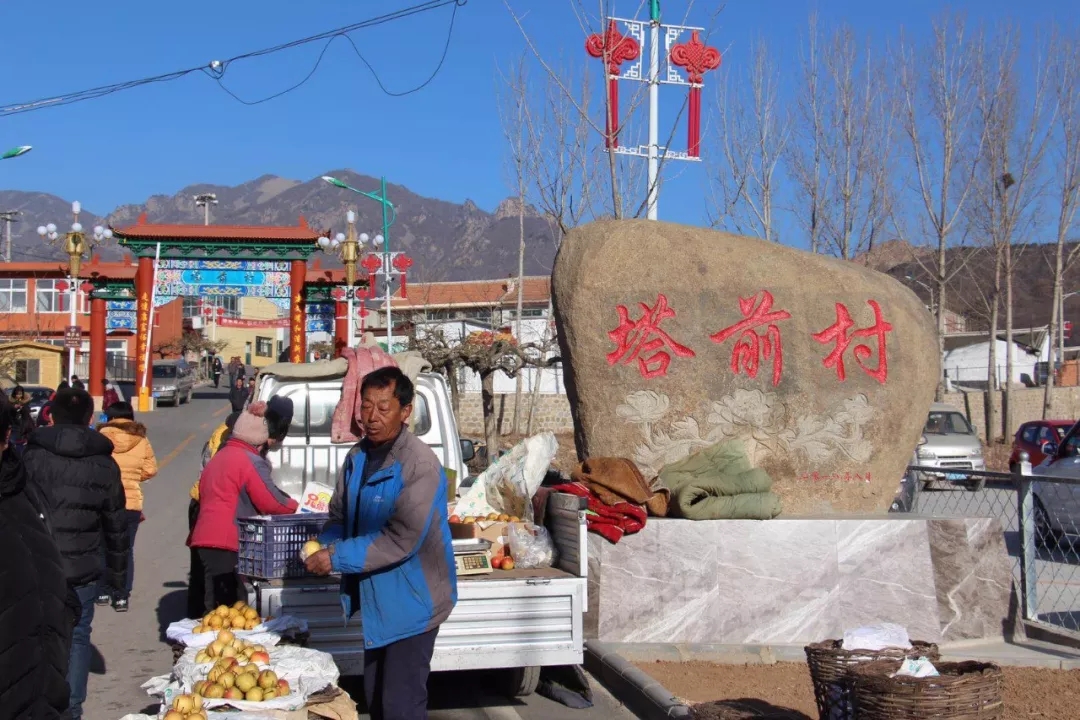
[9,386,34,456]
[228,376,248,413]
[227,357,244,388]
[23,388,126,720]
[97,402,158,612]
[211,356,223,389]
[247,376,257,403]
[70,375,85,391]
[37,381,70,428]
[101,379,120,411]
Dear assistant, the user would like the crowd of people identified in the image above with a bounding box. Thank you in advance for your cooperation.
[3,357,459,720]
[0,383,157,719]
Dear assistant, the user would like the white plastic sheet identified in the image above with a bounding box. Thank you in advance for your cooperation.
[453,433,557,521]
[841,623,912,652]
[165,615,308,648]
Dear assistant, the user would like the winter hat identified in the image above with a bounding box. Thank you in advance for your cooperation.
[265,396,294,441]
[232,401,271,446]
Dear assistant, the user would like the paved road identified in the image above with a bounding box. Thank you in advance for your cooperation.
[83,386,634,720]
[915,479,1080,630]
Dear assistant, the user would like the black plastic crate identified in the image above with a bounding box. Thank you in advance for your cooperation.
[238,513,330,579]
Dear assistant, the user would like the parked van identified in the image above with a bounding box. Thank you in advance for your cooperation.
[152,359,195,407]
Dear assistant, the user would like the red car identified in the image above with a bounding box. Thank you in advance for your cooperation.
[1010,420,1075,470]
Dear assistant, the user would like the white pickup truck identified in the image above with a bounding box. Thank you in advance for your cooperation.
[245,360,588,696]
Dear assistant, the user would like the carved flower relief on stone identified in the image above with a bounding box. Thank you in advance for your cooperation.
[616,388,876,479]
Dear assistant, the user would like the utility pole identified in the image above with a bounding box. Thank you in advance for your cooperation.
[194,193,217,225]
[0,211,19,262]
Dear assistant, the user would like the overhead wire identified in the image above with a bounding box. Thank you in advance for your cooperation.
[0,0,466,117]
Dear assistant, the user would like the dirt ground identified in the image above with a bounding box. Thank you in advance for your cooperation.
[636,660,1080,720]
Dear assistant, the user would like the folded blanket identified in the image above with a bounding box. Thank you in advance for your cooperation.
[658,440,782,520]
[330,345,397,444]
[570,457,669,516]
[551,482,646,543]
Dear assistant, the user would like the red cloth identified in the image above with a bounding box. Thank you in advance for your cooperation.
[331,345,398,444]
[551,482,647,543]
[188,438,298,552]
[102,388,120,410]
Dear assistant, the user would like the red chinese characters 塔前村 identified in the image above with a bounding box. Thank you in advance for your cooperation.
[812,300,894,384]
[709,290,792,387]
[606,293,696,379]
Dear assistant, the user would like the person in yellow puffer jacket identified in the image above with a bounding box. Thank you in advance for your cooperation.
[97,402,158,610]
[187,410,239,619]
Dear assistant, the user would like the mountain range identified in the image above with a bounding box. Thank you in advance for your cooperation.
[0,171,558,282]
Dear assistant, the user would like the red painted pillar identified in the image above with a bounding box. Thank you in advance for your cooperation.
[289,260,306,363]
[334,299,349,356]
[135,256,154,411]
[89,295,107,405]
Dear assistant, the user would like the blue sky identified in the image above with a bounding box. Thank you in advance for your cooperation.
[0,0,1075,227]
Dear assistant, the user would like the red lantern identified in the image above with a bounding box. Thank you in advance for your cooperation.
[80,281,95,294]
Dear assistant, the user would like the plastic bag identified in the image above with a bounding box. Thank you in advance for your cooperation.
[453,433,557,522]
[507,522,556,569]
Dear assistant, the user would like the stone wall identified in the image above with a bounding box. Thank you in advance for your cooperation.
[942,385,1080,441]
[454,392,574,437]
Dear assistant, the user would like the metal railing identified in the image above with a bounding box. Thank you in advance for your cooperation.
[69,355,137,384]
[899,463,1080,635]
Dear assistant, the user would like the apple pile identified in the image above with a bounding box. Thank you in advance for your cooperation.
[191,656,291,702]
[193,601,262,633]
[449,512,520,524]
[163,693,206,720]
[193,629,270,664]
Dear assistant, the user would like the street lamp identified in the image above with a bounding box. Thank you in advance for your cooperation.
[317,210,362,347]
[1,145,32,160]
[37,201,111,378]
[321,175,399,347]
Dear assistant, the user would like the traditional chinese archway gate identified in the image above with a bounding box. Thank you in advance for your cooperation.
[111,216,323,412]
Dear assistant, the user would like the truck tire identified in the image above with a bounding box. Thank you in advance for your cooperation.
[506,666,541,697]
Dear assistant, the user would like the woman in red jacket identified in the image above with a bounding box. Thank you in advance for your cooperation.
[188,397,298,612]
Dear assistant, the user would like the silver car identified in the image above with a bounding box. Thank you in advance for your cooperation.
[152,360,195,406]
[913,403,986,490]
[1031,422,1080,544]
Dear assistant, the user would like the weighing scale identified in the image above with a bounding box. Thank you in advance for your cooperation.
[452,538,494,576]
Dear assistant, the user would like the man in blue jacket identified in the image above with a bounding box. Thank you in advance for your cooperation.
[306,366,456,720]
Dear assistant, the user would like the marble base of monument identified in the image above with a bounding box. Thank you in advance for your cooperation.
[586,516,1012,645]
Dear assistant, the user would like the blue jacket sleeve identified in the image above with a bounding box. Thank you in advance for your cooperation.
[319,449,358,545]
[330,460,441,575]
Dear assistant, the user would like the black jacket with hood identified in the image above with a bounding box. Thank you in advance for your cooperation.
[24,425,127,591]
[0,447,75,719]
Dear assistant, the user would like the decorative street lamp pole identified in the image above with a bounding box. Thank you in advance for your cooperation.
[318,211,361,347]
[321,175,400,347]
[37,201,110,378]
[361,235,412,352]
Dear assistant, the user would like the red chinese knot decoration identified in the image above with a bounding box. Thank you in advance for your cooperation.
[360,254,382,298]
[812,300,894,384]
[710,290,791,387]
[668,30,721,158]
[606,293,695,380]
[392,254,414,299]
[585,20,641,149]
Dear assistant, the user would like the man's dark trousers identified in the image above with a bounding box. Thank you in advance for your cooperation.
[363,627,439,720]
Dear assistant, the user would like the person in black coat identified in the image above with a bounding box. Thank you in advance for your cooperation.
[0,396,77,720]
[228,375,248,413]
[23,388,126,720]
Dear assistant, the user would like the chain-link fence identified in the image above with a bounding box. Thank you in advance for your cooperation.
[899,463,1080,634]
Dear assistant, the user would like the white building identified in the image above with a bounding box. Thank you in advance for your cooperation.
[390,277,564,395]
[943,327,1050,387]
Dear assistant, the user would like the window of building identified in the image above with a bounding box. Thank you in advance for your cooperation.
[35,279,81,313]
[182,295,241,318]
[504,307,546,319]
[255,336,274,357]
[14,358,40,384]
[0,279,27,313]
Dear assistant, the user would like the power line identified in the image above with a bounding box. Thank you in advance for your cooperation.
[0,0,466,118]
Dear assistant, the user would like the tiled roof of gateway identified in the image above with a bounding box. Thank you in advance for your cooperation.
[390,277,550,309]
[111,214,323,242]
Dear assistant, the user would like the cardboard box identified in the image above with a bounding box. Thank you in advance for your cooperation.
[449,520,510,558]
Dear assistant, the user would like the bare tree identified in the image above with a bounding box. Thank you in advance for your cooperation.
[788,12,828,255]
[896,15,989,403]
[497,58,531,434]
[969,25,1052,438]
[1044,30,1080,417]
[711,37,790,241]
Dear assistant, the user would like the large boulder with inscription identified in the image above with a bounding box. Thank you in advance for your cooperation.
[552,220,939,515]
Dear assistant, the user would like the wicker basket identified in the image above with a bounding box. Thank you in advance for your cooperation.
[850,659,1003,719]
[804,639,939,720]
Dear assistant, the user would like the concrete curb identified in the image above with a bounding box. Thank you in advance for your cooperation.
[585,640,691,719]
